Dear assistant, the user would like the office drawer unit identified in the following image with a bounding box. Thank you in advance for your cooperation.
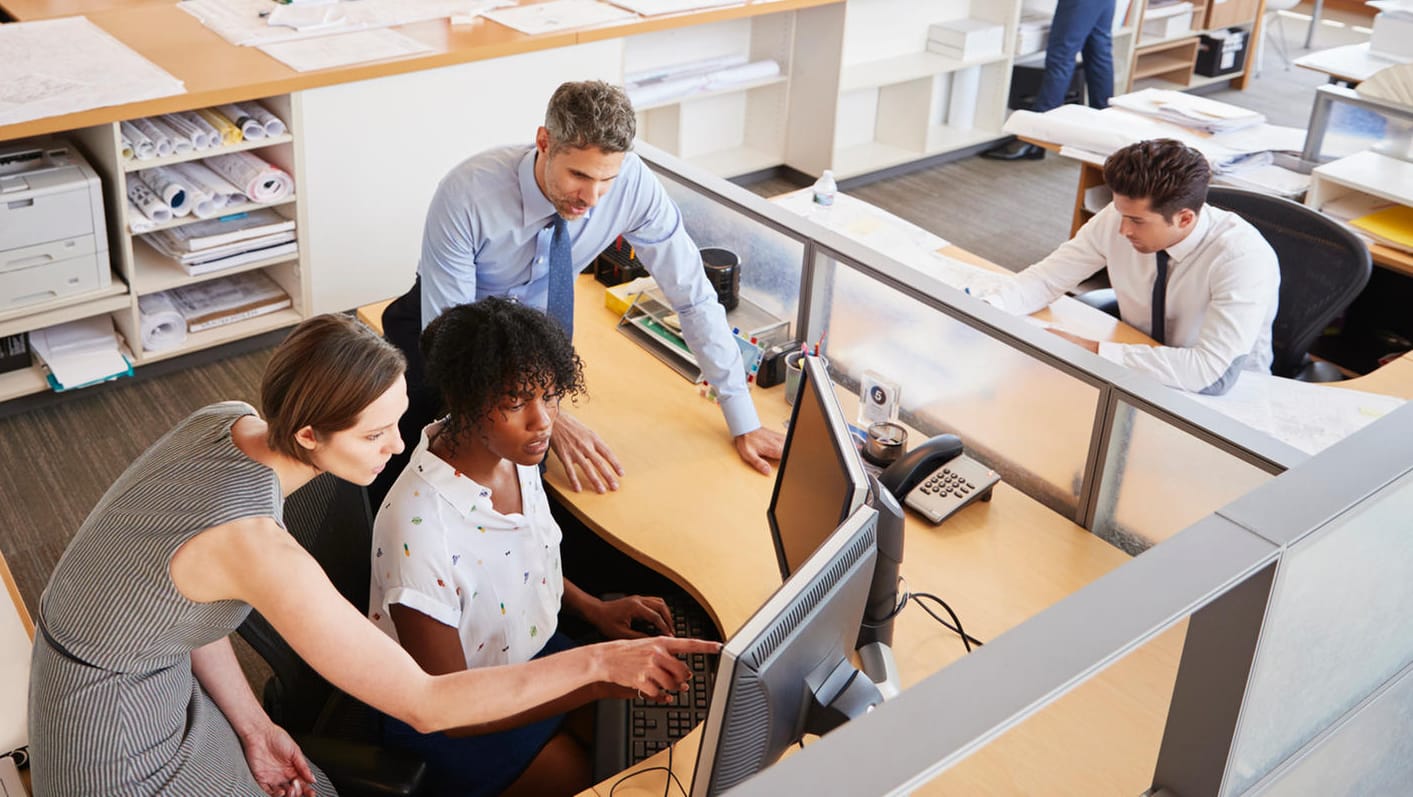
[0,138,111,312]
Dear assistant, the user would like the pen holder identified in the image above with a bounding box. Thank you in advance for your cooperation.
[700,247,740,312]
[784,351,828,406]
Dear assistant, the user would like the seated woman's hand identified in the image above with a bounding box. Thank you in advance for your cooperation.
[588,594,674,639]
[594,637,723,703]
[238,722,317,797]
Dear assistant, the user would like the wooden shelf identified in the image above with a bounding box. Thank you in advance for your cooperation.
[632,75,789,111]
[121,133,295,172]
[839,51,1008,93]
[127,196,296,236]
[0,366,50,404]
[137,308,302,364]
[130,237,300,296]
[691,144,785,178]
[0,280,129,338]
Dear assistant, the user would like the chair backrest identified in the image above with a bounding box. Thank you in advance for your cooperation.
[1205,186,1371,378]
[237,473,376,734]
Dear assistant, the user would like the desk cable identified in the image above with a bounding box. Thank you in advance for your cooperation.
[862,577,984,652]
[608,730,687,797]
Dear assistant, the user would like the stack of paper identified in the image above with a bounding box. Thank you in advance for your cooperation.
[927,18,1004,60]
[1348,205,1413,253]
[1015,11,1049,57]
[166,271,292,332]
[140,208,298,276]
[1109,89,1266,134]
[28,316,133,392]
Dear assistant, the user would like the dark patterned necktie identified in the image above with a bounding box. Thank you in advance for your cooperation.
[545,215,574,340]
[1151,249,1170,345]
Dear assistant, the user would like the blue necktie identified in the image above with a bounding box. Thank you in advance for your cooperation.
[1151,249,1170,345]
[545,215,574,340]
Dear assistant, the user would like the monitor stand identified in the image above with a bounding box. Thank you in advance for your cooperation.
[860,477,905,699]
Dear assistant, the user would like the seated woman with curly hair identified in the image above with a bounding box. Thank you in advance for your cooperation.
[370,297,686,796]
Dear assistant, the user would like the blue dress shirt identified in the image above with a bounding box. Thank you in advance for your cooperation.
[417,145,758,437]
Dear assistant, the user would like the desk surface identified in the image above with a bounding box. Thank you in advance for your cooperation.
[1295,42,1408,85]
[0,0,840,142]
[549,275,1185,795]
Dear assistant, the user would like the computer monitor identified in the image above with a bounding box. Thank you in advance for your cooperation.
[767,354,869,578]
[690,504,883,797]
[767,355,906,661]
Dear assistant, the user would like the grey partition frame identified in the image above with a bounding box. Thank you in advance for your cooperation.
[635,144,1412,796]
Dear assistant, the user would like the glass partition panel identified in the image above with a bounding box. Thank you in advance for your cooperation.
[1092,401,1272,554]
[815,251,1101,517]
[655,170,805,332]
[1224,469,1413,796]
[916,623,1186,796]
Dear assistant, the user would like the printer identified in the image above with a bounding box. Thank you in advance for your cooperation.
[0,137,111,313]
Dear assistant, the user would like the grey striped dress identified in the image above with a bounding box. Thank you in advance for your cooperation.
[28,402,337,796]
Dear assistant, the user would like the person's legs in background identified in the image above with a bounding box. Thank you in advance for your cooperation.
[1081,1,1115,109]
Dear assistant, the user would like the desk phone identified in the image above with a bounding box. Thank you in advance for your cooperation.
[879,434,1000,525]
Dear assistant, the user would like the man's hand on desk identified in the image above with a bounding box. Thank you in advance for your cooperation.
[550,412,624,493]
[1047,327,1101,354]
[735,426,785,475]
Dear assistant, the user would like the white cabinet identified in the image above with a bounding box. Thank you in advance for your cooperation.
[1306,150,1413,278]
[0,95,307,402]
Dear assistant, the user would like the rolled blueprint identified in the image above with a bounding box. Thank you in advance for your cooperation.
[161,112,214,150]
[120,133,135,161]
[138,166,191,217]
[149,116,193,155]
[177,111,222,149]
[171,161,241,209]
[217,103,266,140]
[702,59,781,90]
[236,102,287,137]
[196,107,243,145]
[203,152,294,204]
[129,116,174,158]
[137,292,188,352]
[126,180,172,227]
[625,54,748,86]
[120,121,156,160]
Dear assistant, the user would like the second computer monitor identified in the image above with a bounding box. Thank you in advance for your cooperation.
[767,354,869,579]
[690,504,883,797]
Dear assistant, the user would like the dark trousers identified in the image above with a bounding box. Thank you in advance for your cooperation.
[1036,0,1115,111]
[370,279,440,508]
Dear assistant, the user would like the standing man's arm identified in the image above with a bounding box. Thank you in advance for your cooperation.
[624,161,782,474]
[418,175,482,330]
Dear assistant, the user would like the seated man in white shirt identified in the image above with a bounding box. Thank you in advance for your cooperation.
[993,138,1279,395]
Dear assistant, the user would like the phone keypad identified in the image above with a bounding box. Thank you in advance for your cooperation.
[904,452,1001,524]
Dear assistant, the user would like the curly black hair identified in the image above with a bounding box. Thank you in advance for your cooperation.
[420,297,585,457]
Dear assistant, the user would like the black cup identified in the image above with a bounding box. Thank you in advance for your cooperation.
[700,247,740,312]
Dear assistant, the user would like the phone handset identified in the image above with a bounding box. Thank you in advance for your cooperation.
[879,434,999,525]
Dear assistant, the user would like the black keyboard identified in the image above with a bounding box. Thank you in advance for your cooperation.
[594,593,721,780]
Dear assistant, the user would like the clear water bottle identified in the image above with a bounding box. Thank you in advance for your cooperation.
[811,169,837,207]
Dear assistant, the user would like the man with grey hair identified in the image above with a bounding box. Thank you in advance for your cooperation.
[378,80,784,501]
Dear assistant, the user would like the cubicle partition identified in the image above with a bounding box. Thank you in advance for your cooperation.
[643,144,1413,795]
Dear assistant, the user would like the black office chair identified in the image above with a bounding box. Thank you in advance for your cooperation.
[1075,186,1372,382]
[236,473,428,797]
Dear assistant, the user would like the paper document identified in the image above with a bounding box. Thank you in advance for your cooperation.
[608,0,743,15]
[181,0,510,47]
[1110,88,1265,133]
[1185,372,1404,456]
[259,28,434,71]
[0,17,185,127]
[28,316,132,391]
[483,0,635,35]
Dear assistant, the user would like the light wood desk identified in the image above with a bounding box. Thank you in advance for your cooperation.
[556,277,1182,795]
[1294,42,1404,86]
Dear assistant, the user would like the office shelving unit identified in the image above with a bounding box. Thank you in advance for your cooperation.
[0,95,307,402]
[1123,0,1265,92]
[626,14,796,178]
[1306,150,1413,279]
[822,0,1022,179]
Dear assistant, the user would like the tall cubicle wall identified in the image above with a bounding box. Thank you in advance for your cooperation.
[635,145,1413,795]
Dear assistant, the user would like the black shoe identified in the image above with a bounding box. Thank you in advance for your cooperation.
[981,140,1045,161]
